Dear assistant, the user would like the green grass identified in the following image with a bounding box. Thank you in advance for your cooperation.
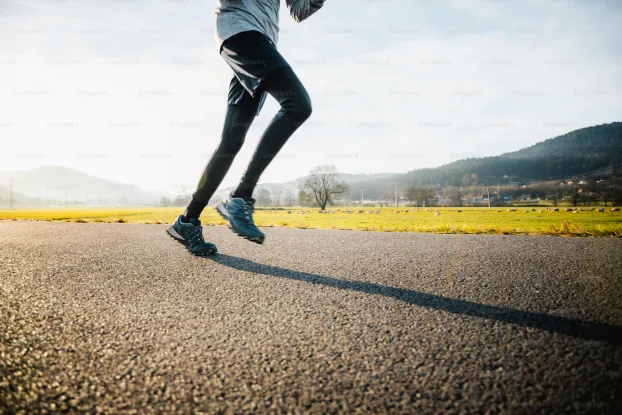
[1,206,621,237]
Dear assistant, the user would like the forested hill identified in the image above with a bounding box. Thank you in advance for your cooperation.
[400,122,622,187]
[504,122,622,160]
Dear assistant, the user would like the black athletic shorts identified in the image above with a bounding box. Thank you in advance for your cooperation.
[220,30,291,116]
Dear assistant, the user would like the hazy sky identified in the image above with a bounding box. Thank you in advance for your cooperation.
[1,0,621,194]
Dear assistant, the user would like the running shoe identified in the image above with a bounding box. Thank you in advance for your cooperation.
[216,193,265,244]
[167,215,218,256]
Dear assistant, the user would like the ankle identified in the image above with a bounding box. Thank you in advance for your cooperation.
[184,198,207,221]
[232,190,253,200]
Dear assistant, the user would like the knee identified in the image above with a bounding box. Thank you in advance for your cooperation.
[297,97,313,121]
[289,94,313,123]
[218,132,245,158]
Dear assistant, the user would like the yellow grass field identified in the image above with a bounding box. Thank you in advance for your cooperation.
[1,206,621,237]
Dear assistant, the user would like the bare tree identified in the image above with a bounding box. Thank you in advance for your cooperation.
[405,186,434,207]
[445,187,462,206]
[298,189,311,207]
[284,188,295,206]
[470,173,479,200]
[301,165,348,210]
[414,187,425,207]
[160,196,172,207]
[256,188,272,207]
[172,193,191,207]
[271,186,284,207]
[570,190,580,207]
[405,187,416,206]
[547,186,560,207]
[601,191,611,206]
[423,187,436,207]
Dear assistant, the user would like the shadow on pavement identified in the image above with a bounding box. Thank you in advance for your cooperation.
[209,254,622,345]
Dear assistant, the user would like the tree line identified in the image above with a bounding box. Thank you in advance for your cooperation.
[161,163,622,209]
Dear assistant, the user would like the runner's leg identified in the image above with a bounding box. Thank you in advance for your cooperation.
[183,80,257,221]
[232,67,312,200]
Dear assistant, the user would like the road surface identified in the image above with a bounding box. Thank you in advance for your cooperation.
[1,221,621,414]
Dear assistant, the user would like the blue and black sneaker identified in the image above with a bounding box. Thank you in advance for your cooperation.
[216,193,265,244]
[167,215,218,256]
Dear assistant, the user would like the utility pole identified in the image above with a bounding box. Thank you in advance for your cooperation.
[360,189,365,206]
[392,182,398,207]
[487,186,491,209]
[9,178,13,210]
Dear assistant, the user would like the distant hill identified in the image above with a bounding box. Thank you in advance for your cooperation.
[0,186,34,208]
[3,122,619,206]
[345,122,622,198]
[404,122,621,186]
[213,173,399,200]
[0,166,161,207]
[0,166,398,208]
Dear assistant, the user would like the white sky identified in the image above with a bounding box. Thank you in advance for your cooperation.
[1,0,621,194]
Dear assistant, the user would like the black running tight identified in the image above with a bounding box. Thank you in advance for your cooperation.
[184,67,312,220]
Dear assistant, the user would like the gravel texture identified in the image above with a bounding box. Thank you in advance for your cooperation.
[1,222,621,414]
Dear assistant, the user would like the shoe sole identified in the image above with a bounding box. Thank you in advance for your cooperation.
[216,202,265,245]
[166,226,218,257]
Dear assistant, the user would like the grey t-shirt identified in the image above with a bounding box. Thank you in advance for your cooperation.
[215,0,325,48]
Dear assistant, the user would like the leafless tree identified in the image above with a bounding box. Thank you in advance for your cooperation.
[172,193,191,207]
[570,190,580,207]
[602,191,611,206]
[159,196,172,207]
[256,188,272,207]
[301,165,348,210]
[283,188,295,206]
[449,188,463,206]
[298,190,312,207]
[414,187,426,207]
[405,187,416,206]
[547,186,561,207]
[271,186,284,207]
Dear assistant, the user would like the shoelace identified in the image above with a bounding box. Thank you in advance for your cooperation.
[185,225,205,246]
[241,202,254,222]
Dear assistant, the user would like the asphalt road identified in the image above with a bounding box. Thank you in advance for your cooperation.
[1,221,621,414]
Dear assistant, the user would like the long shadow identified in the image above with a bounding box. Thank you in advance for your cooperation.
[209,254,622,346]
